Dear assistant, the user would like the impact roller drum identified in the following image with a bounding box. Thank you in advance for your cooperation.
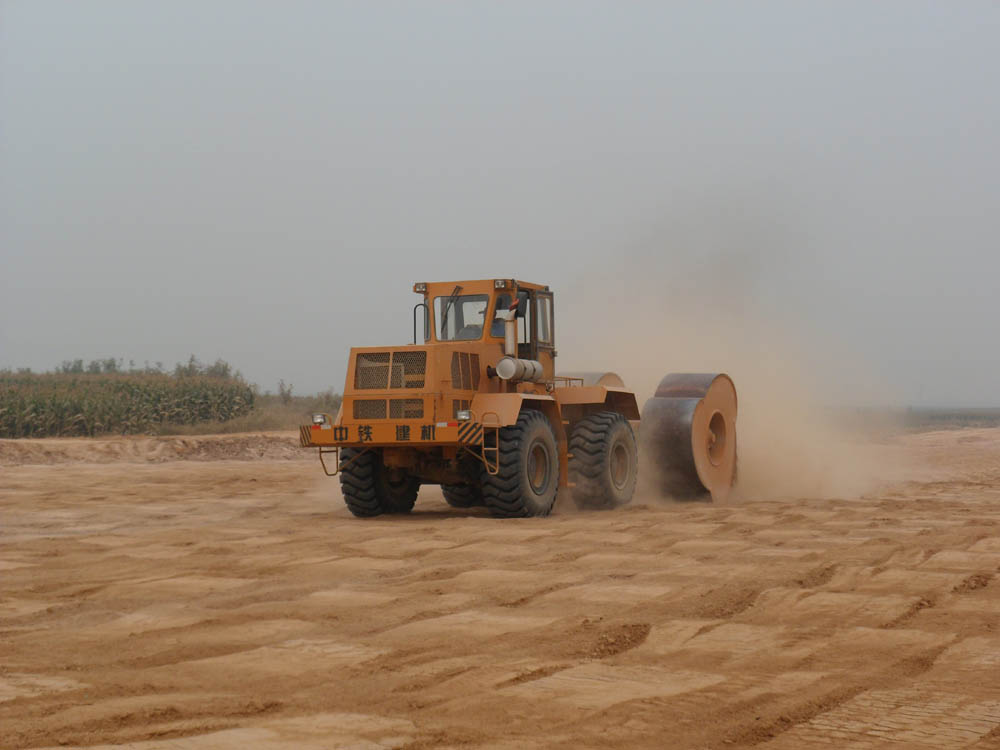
[640,373,738,501]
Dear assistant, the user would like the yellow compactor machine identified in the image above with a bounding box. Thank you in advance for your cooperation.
[301,279,737,517]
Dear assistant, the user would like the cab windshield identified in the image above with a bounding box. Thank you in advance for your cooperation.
[434,294,490,340]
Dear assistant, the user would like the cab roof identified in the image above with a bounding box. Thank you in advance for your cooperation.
[416,279,549,294]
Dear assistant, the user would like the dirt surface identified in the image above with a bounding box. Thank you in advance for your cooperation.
[3,429,1000,749]
[0,433,303,466]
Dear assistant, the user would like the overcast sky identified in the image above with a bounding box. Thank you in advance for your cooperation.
[2,2,998,405]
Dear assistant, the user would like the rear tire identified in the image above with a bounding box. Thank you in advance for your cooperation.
[569,411,638,509]
[339,448,419,517]
[481,410,559,518]
[441,483,483,508]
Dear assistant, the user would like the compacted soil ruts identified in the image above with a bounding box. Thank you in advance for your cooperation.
[2,430,1000,749]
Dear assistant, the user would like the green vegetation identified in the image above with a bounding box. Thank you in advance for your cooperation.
[0,372,254,438]
[157,391,342,435]
[0,356,342,438]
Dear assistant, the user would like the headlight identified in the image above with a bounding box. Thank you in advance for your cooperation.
[494,279,507,289]
[456,409,472,421]
[413,282,427,293]
[312,414,327,425]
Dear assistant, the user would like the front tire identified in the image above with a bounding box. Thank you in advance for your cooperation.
[339,448,419,517]
[569,411,638,509]
[481,410,559,518]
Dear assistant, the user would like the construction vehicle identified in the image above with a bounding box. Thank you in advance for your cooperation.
[301,279,737,518]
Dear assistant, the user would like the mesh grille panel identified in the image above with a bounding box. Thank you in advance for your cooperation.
[390,351,426,388]
[460,352,472,390]
[353,399,387,419]
[390,399,424,419]
[470,353,480,390]
[355,351,426,390]
[451,352,476,390]
[354,353,390,389]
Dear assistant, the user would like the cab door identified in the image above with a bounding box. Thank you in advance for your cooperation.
[534,290,555,379]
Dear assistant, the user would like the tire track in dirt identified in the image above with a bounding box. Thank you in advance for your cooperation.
[715,639,957,747]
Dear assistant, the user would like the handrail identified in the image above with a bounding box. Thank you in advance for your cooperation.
[412,302,429,345]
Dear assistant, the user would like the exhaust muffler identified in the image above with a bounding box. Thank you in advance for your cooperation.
[496,356,545,383]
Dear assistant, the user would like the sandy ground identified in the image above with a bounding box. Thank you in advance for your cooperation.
[2,429,1000,749]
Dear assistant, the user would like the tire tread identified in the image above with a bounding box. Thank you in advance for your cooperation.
[339,448,418,517]
[481,410,558,518]
[568,411,637,509]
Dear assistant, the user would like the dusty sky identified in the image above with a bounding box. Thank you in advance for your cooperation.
[2,2,998,405]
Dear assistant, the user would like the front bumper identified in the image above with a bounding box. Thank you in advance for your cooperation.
[300,419,484,448]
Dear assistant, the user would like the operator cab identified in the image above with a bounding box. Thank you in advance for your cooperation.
[415,280,554,362]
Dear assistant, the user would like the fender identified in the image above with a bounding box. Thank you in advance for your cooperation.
[469,393,564,438]
[469,392,569,487]
[553,386,640,421]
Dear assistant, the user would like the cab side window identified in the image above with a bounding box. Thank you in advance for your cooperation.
[521,295,532,345]
[537,295,553,345]
[490,294,511,337]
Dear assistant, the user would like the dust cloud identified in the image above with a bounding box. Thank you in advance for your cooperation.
[556,214,908,502]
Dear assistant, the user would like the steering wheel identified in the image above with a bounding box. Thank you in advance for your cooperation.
[455,324,483,340]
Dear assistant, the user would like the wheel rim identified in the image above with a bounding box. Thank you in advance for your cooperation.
[610,440,630,489]
[527,440,551,495]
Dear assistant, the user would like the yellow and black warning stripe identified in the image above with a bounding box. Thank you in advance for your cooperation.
[457,421,483,444]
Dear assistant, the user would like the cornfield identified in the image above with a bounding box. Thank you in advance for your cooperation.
[0,373,255,438]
